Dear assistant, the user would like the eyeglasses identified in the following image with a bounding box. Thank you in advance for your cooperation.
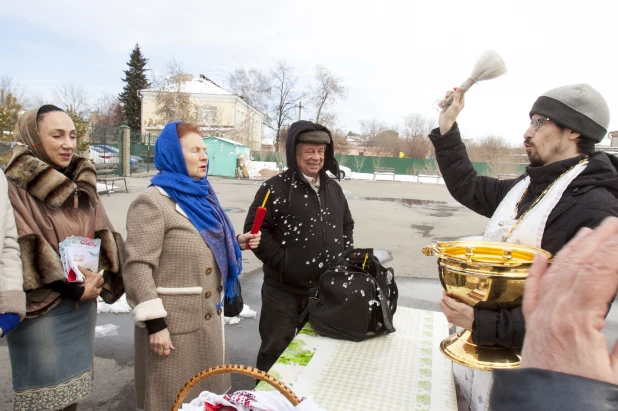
[530,117,550,131]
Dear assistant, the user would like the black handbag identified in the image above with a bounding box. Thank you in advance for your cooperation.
[223,280,244,318]
[302,248,398,342]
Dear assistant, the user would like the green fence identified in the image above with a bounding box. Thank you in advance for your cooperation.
[84,129,528,178]
[251,151,527,177]
[88,124,123,174]
[89,125,158,174]
[129,130,156,173]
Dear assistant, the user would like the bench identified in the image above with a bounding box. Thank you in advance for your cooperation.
[373,167,396,181]
[95,164,128,196]
[417,170,441,184]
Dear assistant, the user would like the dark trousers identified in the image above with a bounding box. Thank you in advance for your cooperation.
[256,283,309,373]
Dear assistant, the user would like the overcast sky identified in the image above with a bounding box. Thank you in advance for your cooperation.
[1,0,616,145]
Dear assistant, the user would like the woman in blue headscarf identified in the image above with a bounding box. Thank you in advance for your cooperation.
[122,122,260,411]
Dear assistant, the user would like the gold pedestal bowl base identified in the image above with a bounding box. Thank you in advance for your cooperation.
[440,329,521,371]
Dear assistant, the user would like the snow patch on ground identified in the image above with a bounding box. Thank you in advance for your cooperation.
[248,161,280,179]
[97,294,132,314]
[95,323,120,337]
[224,304,258,325]
[96,182,125,193]
[350,172,445,184]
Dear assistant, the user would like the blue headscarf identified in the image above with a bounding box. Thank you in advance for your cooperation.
[151,122,242,303]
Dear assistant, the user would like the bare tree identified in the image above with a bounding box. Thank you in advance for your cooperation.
[402,113,435,139]
[1,76,29,109]
[465,135,525,177]
[52,84,90,115]
[309,65,347,124]
[90,94,124,126]
[27,92,48,109]
[1,77,26,140]
[466,135,512,162]
[330,127,349,153]
[376,130,401,156]
[152,59,195,124]
[316,111,338,129]
[228,68,272,120]
[403,135,433,159]
[270,61,302,152]
[401,113,435,159]
[402,113,436,158]
[359,118,388,152]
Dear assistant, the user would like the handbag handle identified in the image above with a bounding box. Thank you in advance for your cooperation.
[373,268,396,333]
[172,364,301,411]
[335,248,375,267]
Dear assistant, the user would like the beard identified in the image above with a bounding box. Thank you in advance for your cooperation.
[527,150,544,167]
[525,139,545,167]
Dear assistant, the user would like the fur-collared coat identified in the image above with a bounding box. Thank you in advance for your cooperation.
[4,146,124,317]
[123,186,230,411]
[0,169,25,320]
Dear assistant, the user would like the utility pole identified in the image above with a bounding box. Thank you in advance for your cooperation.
[298,101,302,121]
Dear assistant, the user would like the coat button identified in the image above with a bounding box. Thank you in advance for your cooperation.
[217,308,222,315]
[217,286,223,293]
[204,313,212,320]
[204,291,212,298]
[205,267,212,275]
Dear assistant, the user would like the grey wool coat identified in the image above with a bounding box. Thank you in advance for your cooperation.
[123,187,230,411]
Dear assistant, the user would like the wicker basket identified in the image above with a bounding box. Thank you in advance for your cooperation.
[172,364,301,411]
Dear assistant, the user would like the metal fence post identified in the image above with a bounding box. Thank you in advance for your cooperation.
[120,125,131,177]
[147,133,152,173]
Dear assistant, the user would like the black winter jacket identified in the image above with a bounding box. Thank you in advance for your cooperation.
[490,369,618,410]
[429,123,618,347]
[244,121,354,294]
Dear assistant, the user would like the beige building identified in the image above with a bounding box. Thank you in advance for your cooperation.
[139,74,265,151]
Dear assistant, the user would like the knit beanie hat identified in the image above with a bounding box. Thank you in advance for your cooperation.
[297,130,331,145]
[529,83,610,142]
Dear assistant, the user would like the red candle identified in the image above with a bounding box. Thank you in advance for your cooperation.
[247,189,270,250]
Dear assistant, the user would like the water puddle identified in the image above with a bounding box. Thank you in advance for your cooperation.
[224,207,246,213]
[411,224,434,237]
[345,196,461,207]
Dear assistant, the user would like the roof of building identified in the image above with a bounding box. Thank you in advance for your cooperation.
[142,75,232,95]
[203,136,248,147]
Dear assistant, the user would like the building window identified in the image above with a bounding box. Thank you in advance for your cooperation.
[197,106,217,124]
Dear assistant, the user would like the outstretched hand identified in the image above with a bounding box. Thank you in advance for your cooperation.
[521,217,618,385]
[439,87,465,135]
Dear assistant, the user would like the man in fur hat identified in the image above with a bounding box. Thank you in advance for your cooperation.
[430,84,618,350]
[245,120,354,373]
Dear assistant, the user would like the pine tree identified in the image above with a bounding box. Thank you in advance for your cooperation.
[0,93,22,166]
[0,93,22,132]
[119,44,150,132]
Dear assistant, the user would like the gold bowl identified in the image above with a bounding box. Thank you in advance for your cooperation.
[423,241,552,370]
